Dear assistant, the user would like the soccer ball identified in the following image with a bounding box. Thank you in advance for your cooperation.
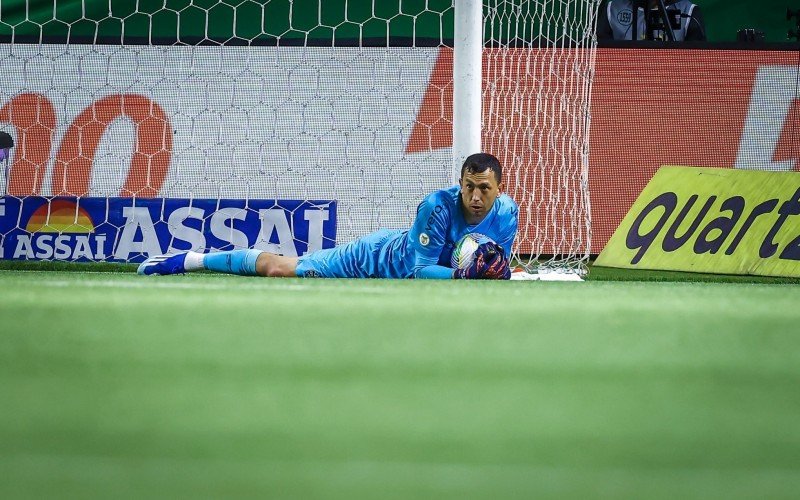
[451,233,493,269]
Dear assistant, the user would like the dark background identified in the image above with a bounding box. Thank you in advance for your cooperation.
[0,0,794,44]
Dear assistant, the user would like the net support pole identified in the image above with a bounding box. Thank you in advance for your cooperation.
[452,0,482,184]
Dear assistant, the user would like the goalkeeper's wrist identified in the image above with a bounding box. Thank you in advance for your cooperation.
[453,268,475,279]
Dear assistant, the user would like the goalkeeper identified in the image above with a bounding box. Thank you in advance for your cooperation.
[138,153,518,280]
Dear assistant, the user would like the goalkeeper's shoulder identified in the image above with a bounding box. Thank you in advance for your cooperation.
[494,194,519,240]
[496,193,519,216]
[427,185,460,205]
[417,186,459,215]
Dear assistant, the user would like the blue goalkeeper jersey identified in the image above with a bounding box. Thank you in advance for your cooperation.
[296,185,518,279]
[377,185,519,278]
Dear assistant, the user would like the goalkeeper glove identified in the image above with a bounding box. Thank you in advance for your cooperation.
[453,242,508,279]
[481,244,511,280]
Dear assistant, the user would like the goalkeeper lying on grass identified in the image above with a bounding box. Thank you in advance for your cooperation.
[138,153,518,280]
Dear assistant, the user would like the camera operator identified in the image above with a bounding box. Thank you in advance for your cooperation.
[597,0,707,41]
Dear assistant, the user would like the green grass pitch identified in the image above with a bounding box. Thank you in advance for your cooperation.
[1,268,799,499]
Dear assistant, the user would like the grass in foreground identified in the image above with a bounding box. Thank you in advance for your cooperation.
[1,269,799,499]
[3,258,799,284]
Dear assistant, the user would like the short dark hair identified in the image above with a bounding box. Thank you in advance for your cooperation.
[460,153,502,183]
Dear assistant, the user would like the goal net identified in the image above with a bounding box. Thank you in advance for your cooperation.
[0,0,597,273]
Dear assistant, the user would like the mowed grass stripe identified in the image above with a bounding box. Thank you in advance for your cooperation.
[4,453,800,500]
[1,271,799,499]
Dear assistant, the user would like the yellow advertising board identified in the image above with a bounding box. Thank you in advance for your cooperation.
[595,167,800,277]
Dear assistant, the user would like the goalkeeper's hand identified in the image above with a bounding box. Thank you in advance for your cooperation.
[453,242,510,280]
[481,244,511,280]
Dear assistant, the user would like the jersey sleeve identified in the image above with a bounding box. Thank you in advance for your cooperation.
[407,193,454,278]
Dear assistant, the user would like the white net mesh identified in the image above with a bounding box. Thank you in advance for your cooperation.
[0,0,597,272]
[484,0,597,273]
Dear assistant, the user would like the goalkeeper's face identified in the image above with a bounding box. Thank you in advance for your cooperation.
[459,169,503,224]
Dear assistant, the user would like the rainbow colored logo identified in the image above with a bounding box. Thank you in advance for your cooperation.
[25,199,95,234]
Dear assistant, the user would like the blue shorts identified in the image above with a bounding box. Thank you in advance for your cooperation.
[295,229,402,278]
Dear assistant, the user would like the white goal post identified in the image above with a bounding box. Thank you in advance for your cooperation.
[0,0,598,274]
[453,0,484,182]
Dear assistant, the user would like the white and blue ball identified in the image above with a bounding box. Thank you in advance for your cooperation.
[451,233,494,269]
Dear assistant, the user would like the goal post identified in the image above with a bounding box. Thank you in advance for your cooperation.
[453,0,483,183]
[0,0,598,274]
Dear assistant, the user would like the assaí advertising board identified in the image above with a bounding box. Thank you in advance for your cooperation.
[0,196,337,262]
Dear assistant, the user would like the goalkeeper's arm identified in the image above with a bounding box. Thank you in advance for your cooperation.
[413,242,511,280]
[413,254,455,279]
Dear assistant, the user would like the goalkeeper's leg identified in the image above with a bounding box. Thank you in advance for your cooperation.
[137,250,298,277]
[138,229,398,278]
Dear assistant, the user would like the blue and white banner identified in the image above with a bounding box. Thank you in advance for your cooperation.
[0,196,337,262]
